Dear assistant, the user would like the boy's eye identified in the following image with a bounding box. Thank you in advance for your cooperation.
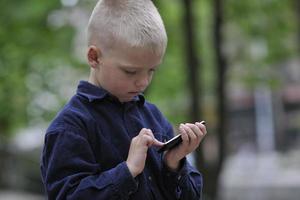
[149,68,156,74]
[124,70,137,75]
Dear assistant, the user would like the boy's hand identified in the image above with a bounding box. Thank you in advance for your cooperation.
[164,122,207,171]
[126,128,163,177]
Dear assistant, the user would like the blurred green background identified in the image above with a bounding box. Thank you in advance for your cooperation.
[0,0,299,199]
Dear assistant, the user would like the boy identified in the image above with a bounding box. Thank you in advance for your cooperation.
[41,0,207,199]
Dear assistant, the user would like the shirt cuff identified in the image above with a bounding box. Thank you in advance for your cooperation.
[162,157,188,186]
[111,161,139,197]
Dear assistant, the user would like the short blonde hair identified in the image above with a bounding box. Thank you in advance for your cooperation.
[87,0,167,56]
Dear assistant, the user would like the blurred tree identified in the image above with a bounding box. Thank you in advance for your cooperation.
[196,0,297,199]
[225,0,297,88]
[0,0,77,136]
[182,0,201,123]
[147,1,189,125]
[296,0,300,53]
[212,0,227,199]
[181,0,209,196]
[192,0,227,199]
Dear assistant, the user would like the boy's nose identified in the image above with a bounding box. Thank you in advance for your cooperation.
[135,76,150,89]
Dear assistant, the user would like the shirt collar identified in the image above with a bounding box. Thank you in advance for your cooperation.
[76,80,145,105]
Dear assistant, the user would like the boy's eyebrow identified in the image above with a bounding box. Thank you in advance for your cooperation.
[119,64,160,70]
[119,65,139,69]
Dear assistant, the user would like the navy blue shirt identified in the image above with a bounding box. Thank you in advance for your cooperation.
[41,81,202,200]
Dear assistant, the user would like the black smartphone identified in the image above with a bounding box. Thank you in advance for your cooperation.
[157,121,206,153]
[157,134,182,153]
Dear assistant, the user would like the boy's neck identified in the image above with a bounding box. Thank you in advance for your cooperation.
[88,70,100,87]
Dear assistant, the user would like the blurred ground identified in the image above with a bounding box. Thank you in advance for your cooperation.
[219,147,300,200]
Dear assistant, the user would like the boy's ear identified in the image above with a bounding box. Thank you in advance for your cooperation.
[87,46,102,68]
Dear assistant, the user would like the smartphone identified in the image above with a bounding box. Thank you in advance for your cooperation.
[157,134,182,153]
[157,121,206,153]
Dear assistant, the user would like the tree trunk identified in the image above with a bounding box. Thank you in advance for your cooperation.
[182,0,201,123]
[182,0,202,129]
[296,0,300,53]
[182,0,207,197]
[213,0,227,199]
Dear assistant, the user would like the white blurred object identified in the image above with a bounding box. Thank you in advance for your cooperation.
[10,125,46,152]
[254,85,275,152]
[219,149,300,200]
[0,191,43,200]
[61,0,78,7]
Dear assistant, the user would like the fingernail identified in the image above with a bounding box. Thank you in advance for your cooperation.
[200,121,206,125]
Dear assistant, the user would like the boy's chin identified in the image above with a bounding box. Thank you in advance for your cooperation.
[118,96,134,103]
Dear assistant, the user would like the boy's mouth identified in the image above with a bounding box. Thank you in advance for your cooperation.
[129,91,141,95]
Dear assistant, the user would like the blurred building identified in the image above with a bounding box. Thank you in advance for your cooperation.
[219,58,300,200]
[227,57,300,154]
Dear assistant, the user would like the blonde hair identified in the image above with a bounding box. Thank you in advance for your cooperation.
[87,0,167,56]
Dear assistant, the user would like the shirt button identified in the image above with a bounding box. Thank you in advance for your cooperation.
[177,175,182,181]
[148,176,152,181]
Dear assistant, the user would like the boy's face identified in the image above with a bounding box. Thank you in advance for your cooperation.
[91,43,163,102]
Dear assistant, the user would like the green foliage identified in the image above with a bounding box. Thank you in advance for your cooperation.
[146,1,188,125]
[0,0,298,135]
[147,0,217,125]
[225,0,298,87]
[0,0,77,135]
[149,0,298,127]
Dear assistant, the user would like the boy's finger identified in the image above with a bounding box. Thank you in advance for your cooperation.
[195,122,207,135]
[141,134,155,147]
[141,128,151,134]
[143,129,156,140]
[183,124,197,142]
[142,129,164,146]
[179,124,189,144]
[152,139,164,147]
[185,123,202,138]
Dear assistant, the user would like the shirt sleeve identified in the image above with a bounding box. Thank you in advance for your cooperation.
[161,157,203,200]
[41,127,138,200]
[160,119,203,200]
